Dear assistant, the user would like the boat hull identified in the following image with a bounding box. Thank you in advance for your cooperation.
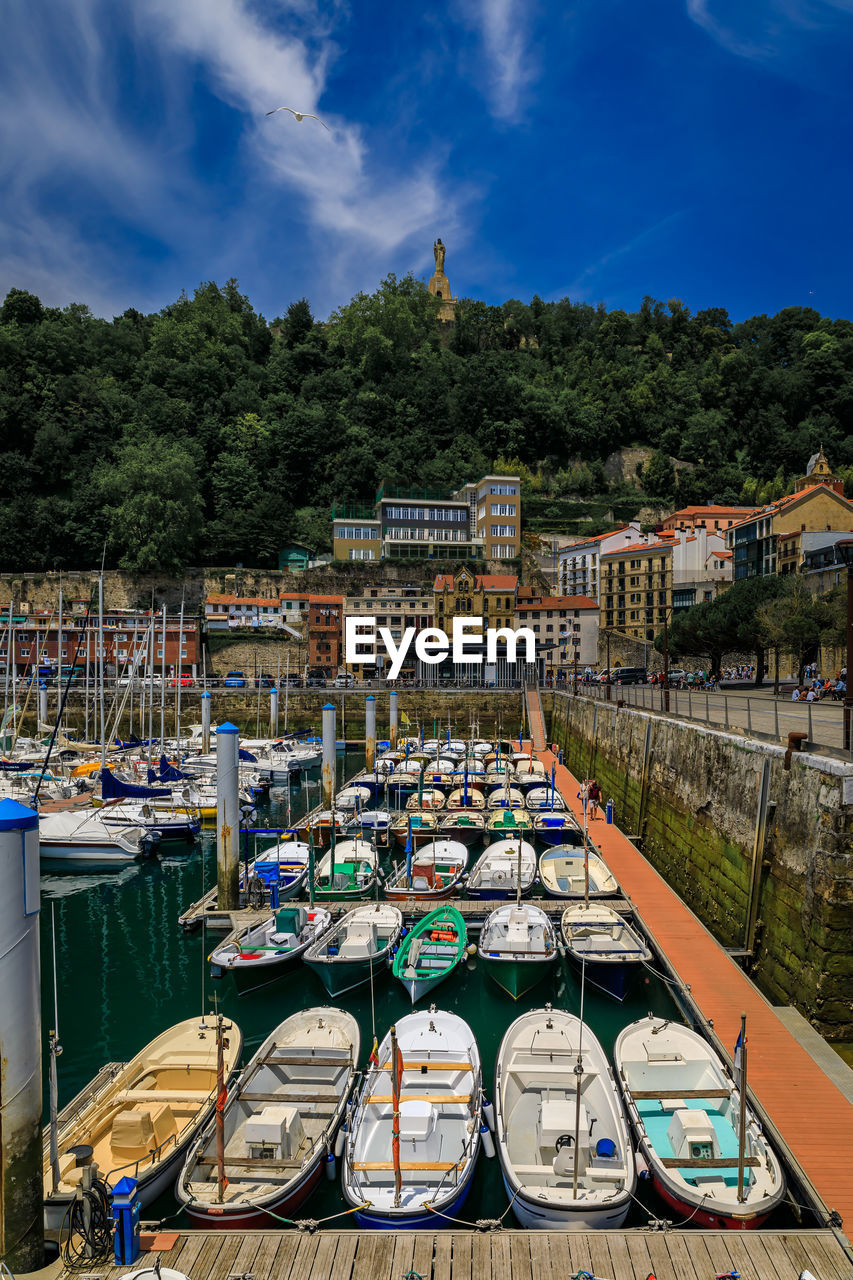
[304,950,390,998]
[535,827,581,847]
[384,881,460,903]
[465,883,532,901]
[183,1150,325,1230]
[649,1169,772,1230]
[39,842,138,863]
[213,946,305,994]
[480,954,554,999]
[401,968,458,1003]
[501,1170,631,1230]
[564,951,636,1001]
[352,1157,476,1230]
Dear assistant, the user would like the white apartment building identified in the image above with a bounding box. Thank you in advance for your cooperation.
[557,523,648,601]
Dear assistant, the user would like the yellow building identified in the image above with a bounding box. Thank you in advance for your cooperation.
[433,568,518,632]
[599,541,673,640]
[726,483,853,579]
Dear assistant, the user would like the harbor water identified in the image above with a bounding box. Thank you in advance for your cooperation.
[38,750,795,1231]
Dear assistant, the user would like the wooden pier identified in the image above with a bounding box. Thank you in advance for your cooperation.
[533,727,853,1234]
[99,1226,853,1280]
[178,892,633,935]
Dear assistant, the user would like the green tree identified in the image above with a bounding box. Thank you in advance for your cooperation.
[642,449,677,500]
[98,436,203,574]
[660,576,789,680]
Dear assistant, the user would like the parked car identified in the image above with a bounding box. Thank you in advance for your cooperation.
[281,673,302,688]
[254,674,275,688]
[610,666,647,685]
[305,669,327,688]
[224,671,247,688]
[333,673,354,687]
[169,676,194,688]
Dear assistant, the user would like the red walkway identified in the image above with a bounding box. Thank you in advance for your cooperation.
[535,739,853,1231]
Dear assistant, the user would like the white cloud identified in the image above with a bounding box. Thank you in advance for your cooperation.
[0,0,467,315]
[685,0,853,60]
[459,0,535,121]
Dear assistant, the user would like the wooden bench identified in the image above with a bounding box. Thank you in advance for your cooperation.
[660,1156,760,1168]
[631,1088,730,1100]
[117,1089,212,1103]
[367,1094,471,1105]
[378,1061,471,1072]
[351,1161,460,1172]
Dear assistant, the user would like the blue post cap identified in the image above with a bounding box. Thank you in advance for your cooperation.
[201,691,212,700]
[216,722,239,735]
[0,797,39,831]
[322,703,335,711]
[366,695,376,702]
[112,1176,139,1198]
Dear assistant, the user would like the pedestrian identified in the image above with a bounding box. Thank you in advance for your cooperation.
[578,778,590,815]
[588,778,602,820]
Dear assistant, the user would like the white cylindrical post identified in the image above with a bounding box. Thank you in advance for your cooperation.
[389,689,398,749]
[216,722,240,910]
[322,703,336,809]
[365,694,376,771]
[270,687,279,738]
[201,691,212,755]
[38,683,48,729]
[0,799,44,1271]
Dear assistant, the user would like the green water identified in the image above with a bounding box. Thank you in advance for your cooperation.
[38,751,796,1231]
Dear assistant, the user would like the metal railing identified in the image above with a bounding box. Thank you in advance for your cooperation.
[554,682,849,757]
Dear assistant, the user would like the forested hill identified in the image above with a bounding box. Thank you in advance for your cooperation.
[1,277,852,574]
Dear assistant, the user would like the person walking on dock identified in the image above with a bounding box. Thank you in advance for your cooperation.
[588,779,601,820]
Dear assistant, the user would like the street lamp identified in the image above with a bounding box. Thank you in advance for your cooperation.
[834,539,853,754]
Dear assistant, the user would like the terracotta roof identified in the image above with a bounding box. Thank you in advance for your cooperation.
[205,595,280,607]
[279,592,310,601]
[562,524,641,549]
[662,505,754,519]
[601,541,673,557]
[516,595,599,611]
[727,484,853,530]
[309,594,344,604]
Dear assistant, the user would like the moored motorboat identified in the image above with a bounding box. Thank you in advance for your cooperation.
[445,786,485,809]
[342,1010,482,1228]
[495,1007,635,1229]
[178,1009,359,1228]
[390,811,440,848]
[466,838,537,899]
[313,838,380,898]
[486,808,532,841]
[42,1016,243,1230]
[560,903,651,1001]
[242,839,311,898]
[487,787,526,809]
[614,1017,786,1228]
[478,904,557,999]
[538,849,618,897]
[392,904,468,1002]
[438,811,486,845]
[384,840,468,902]
[525,785,567,812]
[533,813,584,847]
[303,904,403,997]
[38,808,149,864]
[405,789,446,812]
[209,905,332,993]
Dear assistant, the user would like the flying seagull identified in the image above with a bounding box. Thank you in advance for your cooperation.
[266,106,329,130]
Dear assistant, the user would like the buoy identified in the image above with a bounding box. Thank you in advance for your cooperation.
[466,943,477,956]
[480,1122,495,1158]
[482,1098,496,1133]
[325,1151,336,1180]
[334,1122,347,1159]
[636,1152,651,1180]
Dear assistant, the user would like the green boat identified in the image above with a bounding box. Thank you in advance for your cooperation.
[478,903,557,999]
[303,903,404,997]
[312,838,379,899]
[486,808,532,841]
[391,904,468,1003]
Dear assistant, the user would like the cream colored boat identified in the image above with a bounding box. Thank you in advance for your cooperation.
[43,1016,243,1230]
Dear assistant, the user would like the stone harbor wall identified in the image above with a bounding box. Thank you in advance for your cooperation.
[545,691,853,1041]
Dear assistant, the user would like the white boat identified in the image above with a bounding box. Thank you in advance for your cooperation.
[525,785,567,812]
[478,904,557,999]
[487,787,526,809]
[514,761,548,790]
[335,786,372,812]
[446,786,485,810]
[242,839,311,898]
[495,1007,635,1229]
[539,849,619,898]
[314,839,380,898]
[466,839,537,899]
[384,839,468,901]
[98,800,200,841]
[342,1009,482,1227]
[614,1017,786,1229]
[43,1016,243,1230]
[405,789,446,811]
[560,903,652,1001]
[38,808,148,863]
[209,905,332,993]
[303,904,403,996]
[178,1008,359,1227]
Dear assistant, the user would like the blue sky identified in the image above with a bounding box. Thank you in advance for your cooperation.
[2,0,853,322]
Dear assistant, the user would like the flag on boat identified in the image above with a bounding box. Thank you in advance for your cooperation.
[401,712,411,727]
[734,1026,745,1089]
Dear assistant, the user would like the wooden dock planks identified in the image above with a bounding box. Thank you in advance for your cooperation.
[537,741,853,1233]
[96,1229,853,1280]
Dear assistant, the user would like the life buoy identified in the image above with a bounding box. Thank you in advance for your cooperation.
[494,870,506,884]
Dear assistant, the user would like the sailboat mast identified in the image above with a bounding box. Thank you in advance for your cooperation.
[572,959,586,1197]
[48,903,62,1192]
[390,1024,402,1207]
[160,603,166,751]
[216,1014,227,1202]
[98,572,106,769]
[175,597,185,747]
[56,580,63,727]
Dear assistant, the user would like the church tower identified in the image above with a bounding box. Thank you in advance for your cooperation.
[428,238,457,323]
[799,446,844,495]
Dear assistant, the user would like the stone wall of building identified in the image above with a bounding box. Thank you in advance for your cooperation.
[545,691,853,1040]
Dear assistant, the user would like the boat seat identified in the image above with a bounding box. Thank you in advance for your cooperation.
[117,1088,211,1102]
[110,1102,176,1158]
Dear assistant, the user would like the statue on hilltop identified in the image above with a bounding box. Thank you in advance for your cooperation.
[433,238,446,274]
